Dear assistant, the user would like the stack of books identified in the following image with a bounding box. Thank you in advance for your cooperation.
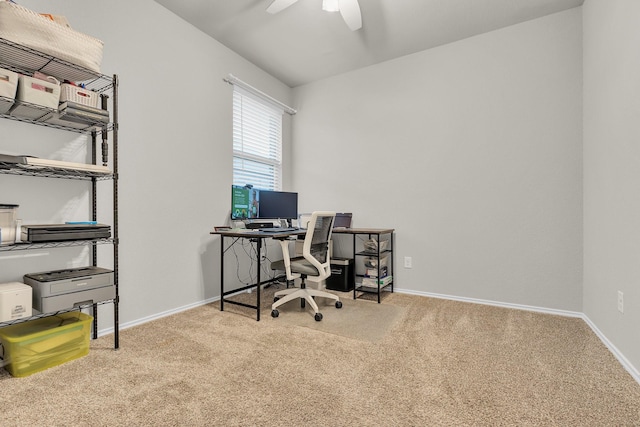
[361,275,393,288]
[361,264,391,288]
[365,265,388,278]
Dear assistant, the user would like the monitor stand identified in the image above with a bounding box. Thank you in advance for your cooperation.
[278,219,293,228]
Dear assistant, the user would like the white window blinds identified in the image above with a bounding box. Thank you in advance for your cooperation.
[233,87,283,191]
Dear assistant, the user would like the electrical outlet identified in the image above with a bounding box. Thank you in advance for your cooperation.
[618,291,624,313]
[404,256,412,269]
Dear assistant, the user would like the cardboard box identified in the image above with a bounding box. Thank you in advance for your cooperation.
[0,311,92,377]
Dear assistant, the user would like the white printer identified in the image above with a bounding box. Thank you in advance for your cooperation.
[0,282,32,322]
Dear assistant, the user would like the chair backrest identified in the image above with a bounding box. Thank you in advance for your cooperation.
[302,211,335,280]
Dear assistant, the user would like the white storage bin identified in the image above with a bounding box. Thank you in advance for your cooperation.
[59,83,99,108]
[16,75,60,109]
[0,67,18,114]
[0,204,19,245]
[0,2,103,74]
[0,67,18,98]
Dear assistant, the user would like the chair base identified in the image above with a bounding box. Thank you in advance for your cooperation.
[272,285,341,320]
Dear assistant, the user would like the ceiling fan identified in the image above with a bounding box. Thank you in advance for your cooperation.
[266,0,362,31]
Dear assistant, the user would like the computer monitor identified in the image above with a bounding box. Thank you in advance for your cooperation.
[258,190,298,222]
[230,185,260,220]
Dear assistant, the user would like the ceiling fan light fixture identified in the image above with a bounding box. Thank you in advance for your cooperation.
[268,0,361,31]
[322,0,340,13]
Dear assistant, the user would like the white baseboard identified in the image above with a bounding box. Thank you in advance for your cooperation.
[395,287,583,317]
[395,287,640,385]
[581,314,640,384]
[96,295,220,337]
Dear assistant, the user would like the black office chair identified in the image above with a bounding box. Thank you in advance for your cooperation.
[270,211,342,321]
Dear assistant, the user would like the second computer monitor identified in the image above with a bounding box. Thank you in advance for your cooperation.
[258,190,298,221]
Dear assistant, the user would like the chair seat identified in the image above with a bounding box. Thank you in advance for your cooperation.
[271,257,320,276]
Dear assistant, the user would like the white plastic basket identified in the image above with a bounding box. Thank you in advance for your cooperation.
[59,83,99,108]
[0,1,103,74]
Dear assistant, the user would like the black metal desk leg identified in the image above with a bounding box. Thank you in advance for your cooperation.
[391,232,395,293]
[352,234,357,300]
[377,234,382,304]
[256,238,261,321]
[220,235,225,312]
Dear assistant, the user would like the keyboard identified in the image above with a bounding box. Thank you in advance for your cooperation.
[260,227,299,233]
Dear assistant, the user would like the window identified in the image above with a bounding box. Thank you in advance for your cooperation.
[232,87,283,191]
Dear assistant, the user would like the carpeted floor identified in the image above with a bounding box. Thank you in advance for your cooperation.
[0,288,639,426]
[224,285,404,342]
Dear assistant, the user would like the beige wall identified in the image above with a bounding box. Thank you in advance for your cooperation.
[583,0,640,377]
[292,9,583,311]
[0,0,293,329]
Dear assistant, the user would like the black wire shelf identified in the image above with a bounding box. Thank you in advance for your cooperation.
[0,160,113,180]
[0,238,115,252]
[0,96,113,134]
[0,299,116,329]
[0,37,113,92]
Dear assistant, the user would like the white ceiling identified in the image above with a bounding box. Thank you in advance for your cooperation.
[154,0,584,88]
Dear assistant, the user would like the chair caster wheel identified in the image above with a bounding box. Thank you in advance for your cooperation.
[335,301,343,309]
[273,296,280,302]
[314,312,323,321]
[271,309,279,318]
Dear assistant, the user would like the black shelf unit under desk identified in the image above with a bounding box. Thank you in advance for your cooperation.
[332,228,395,303]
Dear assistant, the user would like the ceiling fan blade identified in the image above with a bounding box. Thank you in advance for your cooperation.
[266,0,299,14]
[339,0,362,31]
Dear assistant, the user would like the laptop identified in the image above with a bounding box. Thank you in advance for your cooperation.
[333,213,352,229]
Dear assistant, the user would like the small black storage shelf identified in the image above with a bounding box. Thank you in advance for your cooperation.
[333,228,395,303]
[0,37,120,349]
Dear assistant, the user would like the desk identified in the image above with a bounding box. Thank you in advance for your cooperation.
[333,228,395,303]
[210,228,305,321]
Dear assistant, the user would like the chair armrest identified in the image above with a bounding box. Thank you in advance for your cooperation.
[278,239,301,281]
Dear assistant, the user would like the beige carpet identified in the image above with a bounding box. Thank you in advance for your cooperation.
[224,285,404,342]
[0,290,639,426]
